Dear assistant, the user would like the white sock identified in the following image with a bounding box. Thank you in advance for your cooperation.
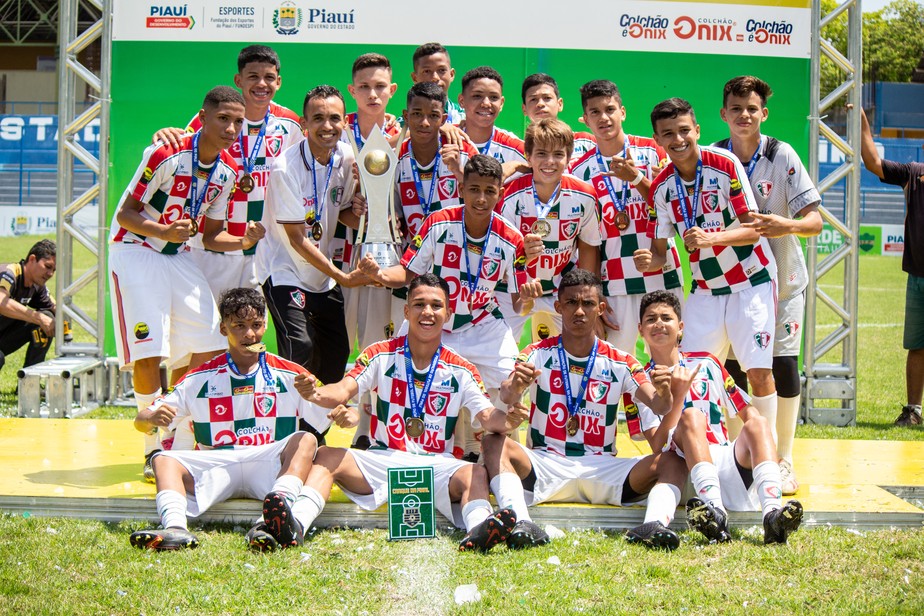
[751,393,779,446]
[270,474,304,506]
[490,473,532,522]
[752,460,783,517]
[643,483,681,526]
[156,489,187,530]
[136,389,162,455]
[290,485,326,532]
[776,395,801,465]
[690,461,725,512]
[461,498,493,532]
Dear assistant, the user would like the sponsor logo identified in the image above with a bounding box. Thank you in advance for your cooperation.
[746,19,793,45]
[141,167,154,184]
[859,232,876,253]
[146,5,196,29]
[357,353,370,367]
[537,323,551,339]
[412,234,423,249]
[619,14,669,39]
[233,385,255,396]
[304,7,356,29]
[273,2,302,35]
[724,375,737,393]
[290,289,306,309]
[133,322,150,340]
[11,215,28,236]
[729,178,742,192]
[754,331,771,349]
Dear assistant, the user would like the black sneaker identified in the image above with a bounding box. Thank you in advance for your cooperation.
[625,521,680,551]
[763,500,803,544]
[351,435,372,450]
[245,522,278,552]
[142,450,161,484]
[686,497,732,543]
[895,405,923,427]
[262,491,304,549]
[459,508,517,552]
[130,527,198,551]
[506,520,551,550]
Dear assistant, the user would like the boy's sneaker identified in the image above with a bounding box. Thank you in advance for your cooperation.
[130,527,198,551]
[625,521,680,551]
[262,491,304,549]
[142,450,161,484]
[506,520,551,550]
[459,508,516,552]
[763,500,803,544]
[686,498,732,543]
[779,460,799,496]
[245,522,278,552]
[894,405,923,426]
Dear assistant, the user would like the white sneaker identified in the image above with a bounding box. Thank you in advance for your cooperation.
[780,459,799,496]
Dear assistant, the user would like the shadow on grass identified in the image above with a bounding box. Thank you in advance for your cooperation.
[25,463,142,489]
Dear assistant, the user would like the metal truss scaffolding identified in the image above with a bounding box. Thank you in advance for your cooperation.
[805,0,862,425]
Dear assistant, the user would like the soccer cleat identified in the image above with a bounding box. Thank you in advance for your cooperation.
[459,508,517,553]
[142,450,161,484]
[245,522,278,552]
[894,405,923,427]
[763,500,803,544]
[779,460,800,496]
[686,498,732,543]
[262,491,304,549]
[130,527,198,551]
[506,520,551,550]
[625,521,680,551]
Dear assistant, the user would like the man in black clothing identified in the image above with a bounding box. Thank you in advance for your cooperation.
[0,239,58,371]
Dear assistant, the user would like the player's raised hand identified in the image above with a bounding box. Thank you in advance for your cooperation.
[523,232,544,262]
[606,154,641,182]
[147,403,177,428]
[632,248,654,273]
[152,127,187,149]
[741,212,791,238]
[509,360,540,395]
[518,279,543,300]
[649,363,674,400]
[351,192,368,218]
[358,253,382,279]
[441,143,462,175]
[327,404,359,429]
[162,218,193,243]
[242,221,265,249]
[383,113,399,133]
[501,161,531,182]
[438,123,473,147]
[669,362,701,400]
[295,372,319,401]
[506,400,530,428]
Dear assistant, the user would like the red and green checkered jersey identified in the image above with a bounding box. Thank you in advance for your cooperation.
[496,173,601,295]
[518,337,649,457]
[401,206,530,332]
[624,351,751,449]
[648,145,775,295]
[455,125,527,166]
[154,352,330,450]
[570,131,597,168]
[109,135,237,255]
[186,102,303,256]
[572,138,683,297]
[348,336,492,457]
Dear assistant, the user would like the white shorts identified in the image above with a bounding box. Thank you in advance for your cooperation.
[521,443,643,506]
[603,289,684,357]
[109,243,224,370]
[712,441,760,511]
[495,294,561,344]
[774,293,804,357]
[187,248,259,300]
[339,448,472,528]
[155,433,302,517]
[343,285,394,351]
[681,282,776,371]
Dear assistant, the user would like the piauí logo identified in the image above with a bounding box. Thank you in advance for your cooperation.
[273,2,302,35]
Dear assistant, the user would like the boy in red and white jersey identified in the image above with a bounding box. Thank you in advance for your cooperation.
[571,80,683,355]
[411,42,465,124]
[521,73,596,163]
[457,66,527,166]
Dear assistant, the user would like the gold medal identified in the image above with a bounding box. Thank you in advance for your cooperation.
[311,221,324,242]
[567,415,580,436]
[244,342,266,353]
[531,219,552,238]
[615,210,631,231]
[239,173,255,194]
[189,217,199,236]
[406,417,425,438]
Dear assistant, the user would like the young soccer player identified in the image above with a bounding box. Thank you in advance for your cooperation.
[571,80,683,354]
[496,118,601,341]
[128,287,347,552]
[0,239,57,372]
[714,76,822,494]
[642,97,779,447]
[293,274,521,552]
[521,73,596,161]
[411,42,464,124]
[483,269,692,550]
[626,290,804,544]
[457,66,527,165]
[109,86,248,481]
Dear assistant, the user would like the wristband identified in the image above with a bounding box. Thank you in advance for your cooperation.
[629,170,645,186]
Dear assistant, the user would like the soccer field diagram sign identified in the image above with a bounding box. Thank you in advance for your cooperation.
[387,467,435,541]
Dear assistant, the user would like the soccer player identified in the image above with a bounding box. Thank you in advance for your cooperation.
[484,269,692,550]
[496,118,601,341]
[641,98,779,447]
[457,66,527,165]
[152,45,302,299]
[0,239,57,372]
[714,76,822,494]
[128,287,346,552]
[293,274,521,552]
[521,73,596,161]
[109,86,248,482]
[626,290,804,544]
[259,85,368,391]
[571,80,683,354]
[411,42,464,124]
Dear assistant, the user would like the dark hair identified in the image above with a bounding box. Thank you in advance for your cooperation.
[237,45,280,72]
[352,53,391,77]
[461,66,503,92]
[525,118,573,157]
[521,73,559,103]
[558,269,603,300]
[203,86,245,110]
[639,290,682,322]
[303,84,345,115]
[406,81,446,108]
[408,272,450,303]
[650,97,697,131]
[580,79,622,110]
[723,75,773,107]
[463,154,503,184]
[218,287,266,320]
[27,239,56,261]
[412,42,450,68]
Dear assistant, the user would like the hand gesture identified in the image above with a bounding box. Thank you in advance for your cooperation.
[358,253,382,280]
[669,362,701,400]
[36,311,55,338]
[509,360,540,396]
[438,123,473,147]
[327,404,359,429]
[242,220,265,249]
[441,143,462,176]
[682,226,710,252]
[523,233,544,263]
[506,400,530,427]
[148,403,177,428]
[607,154,641,183]
[162,218,193,243]
[339,267,373,288]
[649,364,674,400]
[518,279,543,300]
[295,372,319,401]
[632,248,654,273]
[741,212,791,238]
[153,127,187,148]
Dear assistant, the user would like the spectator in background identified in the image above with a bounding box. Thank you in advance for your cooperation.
[0,239,58,372]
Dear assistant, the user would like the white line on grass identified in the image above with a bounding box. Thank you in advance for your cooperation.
[390,539,451,615]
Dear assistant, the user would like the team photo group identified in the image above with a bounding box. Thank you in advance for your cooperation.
[111,41,819,555]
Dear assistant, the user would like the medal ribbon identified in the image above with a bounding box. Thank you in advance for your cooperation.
[461,209,493,307]
[474,128,495,156]
[409,143,441,216]
[556,336,599,423]
[300,142,335,224]
[404,338,442,424]
[531,180,561,220]
[226,351,275,392]
[728,135,763,179]
[239,109,270,178]
[595,142,630,215]
[188,131,220,222]
[351,117,388,149]
[673,159,703,232]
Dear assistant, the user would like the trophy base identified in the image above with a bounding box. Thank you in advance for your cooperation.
[353,242,401,270]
